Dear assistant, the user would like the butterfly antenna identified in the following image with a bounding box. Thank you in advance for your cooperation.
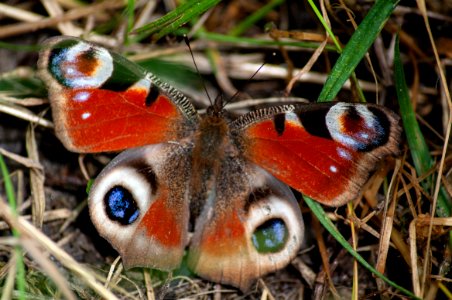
[223,60,267,108]
[184,35,213,106]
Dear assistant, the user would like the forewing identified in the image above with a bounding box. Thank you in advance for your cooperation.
[232,102,402,206]
[88,143,191,270]
[38,36,198,153]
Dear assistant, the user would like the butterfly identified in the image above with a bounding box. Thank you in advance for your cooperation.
[38,36,402,290]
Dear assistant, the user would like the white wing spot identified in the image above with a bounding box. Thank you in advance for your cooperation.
[285,112,299,122]
[74,91,90,102]
[67,68,75,75]
[329,165,338,173]
[337,148,352,160]
[359,132,369,140]
[81,112,91,120]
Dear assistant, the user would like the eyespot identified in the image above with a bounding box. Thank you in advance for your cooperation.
[326,103,389,151]
[49,40,113,88]
[251,218,288,253]
[104,185,140,225]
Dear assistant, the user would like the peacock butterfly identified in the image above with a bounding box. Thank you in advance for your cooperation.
[38,36,402,290]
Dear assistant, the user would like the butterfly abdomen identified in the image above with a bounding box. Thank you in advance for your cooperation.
[189,115,232,215]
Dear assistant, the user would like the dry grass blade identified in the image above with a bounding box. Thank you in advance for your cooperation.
[376,160,402,275]
[291,258,316,289]
[144,269,156,300]
[21,238,77,300]
[415,0,452,296]
[0,251,17,300]
[0,208,71,230]
[285,38,328,95]
[0,0,124,40]
[0,199,119,299]
[0,96,48,106]
[41,0,81,36]
[26,126,45,228]
[0,148,43,170]
[312,216,339,298]
[409,220,422,297]
[229,63,379,91]
[0,101,53,129]
[0,3,43,22]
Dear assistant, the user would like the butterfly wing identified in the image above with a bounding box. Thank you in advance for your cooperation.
[187,161,304,290]
[232,102,402,207]
[38,36,198,153]
[88,143,192,269]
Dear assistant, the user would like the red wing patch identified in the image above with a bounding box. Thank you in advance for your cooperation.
[54,87,186,152]
[188,206,251,289]
[138,193,182,248]
[242,119,362,206]
[197,211,247,256]
[39,36,197,153]
[236,103,401,207]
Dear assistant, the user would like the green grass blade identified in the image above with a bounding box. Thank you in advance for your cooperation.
[394,40,432,179]
[0,154,26,300]
[0,155,16,209]
[228,0,284,37]
[305,0,421,296]
[133,0,221,40]
[317,0,399,102]
[125,0,136,42]
[393,36,451,217]
[0,41,41,52]
[306,0,341,51]
[196,31,337,50]
[304,196,419,299]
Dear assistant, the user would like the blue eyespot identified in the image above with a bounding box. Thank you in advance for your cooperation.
[252,219,288,253]
[104,186,139,225]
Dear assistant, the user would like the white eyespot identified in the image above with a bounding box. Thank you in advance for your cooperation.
[329,165,338,173]
[81,112,91,120]
[337,147,352,160]
[326,103,376,150]
[74,91,90,102]
[51,41,113,89]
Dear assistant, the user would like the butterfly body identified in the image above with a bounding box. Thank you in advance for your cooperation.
[39,36,402,290]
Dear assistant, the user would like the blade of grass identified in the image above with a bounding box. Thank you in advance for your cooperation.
[196,31,337,51]
[317,0,399,101]
[0,41,41,52]
[306,0,341,51]
[394,34,452,296]
[124,0,136,43]
[393,36,451,218]
[304,196,418,299]
[307,0,367,102]
[132,0,221,40]
[0,154,25,300]
[306,0,416,296]
[228,0,284,37]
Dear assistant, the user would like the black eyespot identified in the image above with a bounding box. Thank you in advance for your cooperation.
[104,186,139,225]
[251,218,288,253]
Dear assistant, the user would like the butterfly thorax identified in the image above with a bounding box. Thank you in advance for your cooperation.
[189,113,235,218]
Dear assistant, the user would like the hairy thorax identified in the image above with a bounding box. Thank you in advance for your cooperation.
[189,114,236,217]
